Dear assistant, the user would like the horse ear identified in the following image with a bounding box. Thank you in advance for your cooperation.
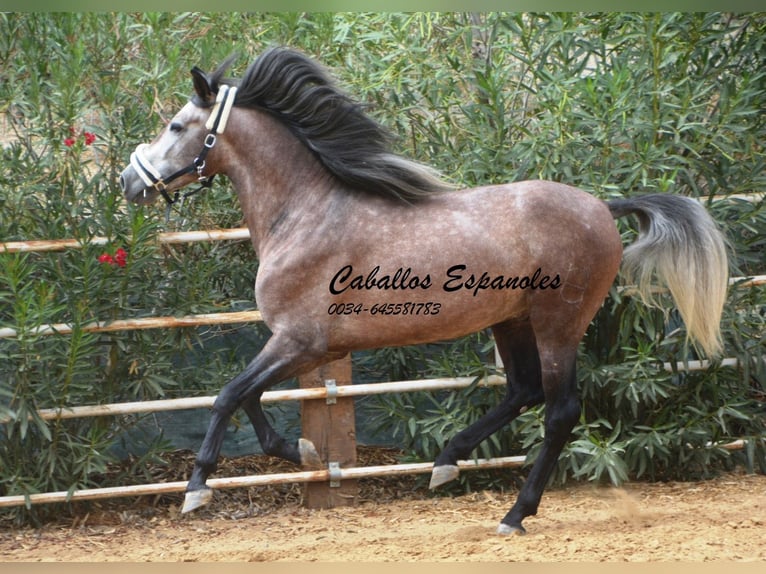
[191,66,216,103]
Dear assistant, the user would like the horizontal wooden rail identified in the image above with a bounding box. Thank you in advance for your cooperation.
[0,276,762,340]
[0,440,749,509]
[0,310,262,339]
[0,455,526,508]
[0,375,507,424]
[662,357,745,372]
[0,228,252,253]
[1,191,763,254]
[730,275,766,287]
[3,352,757,426]
[616,274,766,296]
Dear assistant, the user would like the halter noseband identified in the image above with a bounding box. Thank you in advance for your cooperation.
[129,84,238,209]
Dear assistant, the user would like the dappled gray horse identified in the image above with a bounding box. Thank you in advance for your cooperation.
[119,47,728,535]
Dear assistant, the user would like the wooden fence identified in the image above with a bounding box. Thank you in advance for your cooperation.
[0,211,762,510]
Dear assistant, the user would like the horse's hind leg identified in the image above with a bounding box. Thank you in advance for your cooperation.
[430,319,544,488]
[497,345,580,535]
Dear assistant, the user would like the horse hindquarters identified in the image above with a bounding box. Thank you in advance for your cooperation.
[495,195,623,533]
[430,191,623,534]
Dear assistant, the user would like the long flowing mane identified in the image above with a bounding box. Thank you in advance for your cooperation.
[209,47,453,202]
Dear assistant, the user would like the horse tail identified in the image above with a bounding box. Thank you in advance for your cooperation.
[607,194,729,357]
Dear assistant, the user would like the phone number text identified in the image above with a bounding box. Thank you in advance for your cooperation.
[327,302,442,316]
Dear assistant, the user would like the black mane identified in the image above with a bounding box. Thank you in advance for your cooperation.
[209,47,452,202]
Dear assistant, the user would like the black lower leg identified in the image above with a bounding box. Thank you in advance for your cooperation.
[184,336,322,498]
[186,410,230,492]
[501,368,580,532]
[433,396,530,468]
[242,394,301,464]
[435,320,543,469]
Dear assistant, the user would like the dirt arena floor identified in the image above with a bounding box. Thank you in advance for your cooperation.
[1,449,764,562]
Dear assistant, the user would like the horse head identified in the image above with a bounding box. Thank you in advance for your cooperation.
[119,64,236,206]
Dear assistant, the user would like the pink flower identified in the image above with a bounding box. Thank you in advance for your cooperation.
[98,253,114,265]
[64,137,76,147]
[84,132,96,146]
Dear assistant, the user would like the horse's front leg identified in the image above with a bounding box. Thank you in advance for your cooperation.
[241,393,323,469]
[182,334,331,513]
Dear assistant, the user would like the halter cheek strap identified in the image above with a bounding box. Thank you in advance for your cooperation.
[206,84,237,133]
[129,85,238,208]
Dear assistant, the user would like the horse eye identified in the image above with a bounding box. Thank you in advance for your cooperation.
[169,122,184,133]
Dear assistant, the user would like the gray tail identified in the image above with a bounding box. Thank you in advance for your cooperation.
[608,194,729,357]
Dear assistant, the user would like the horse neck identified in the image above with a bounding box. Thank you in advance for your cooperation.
[222,111,338,257]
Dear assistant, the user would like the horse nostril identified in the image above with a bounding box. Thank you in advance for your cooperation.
[119,174,126,191]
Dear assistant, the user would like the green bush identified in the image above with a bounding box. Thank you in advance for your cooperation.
[362,13,766,489]
[1,13,764,522]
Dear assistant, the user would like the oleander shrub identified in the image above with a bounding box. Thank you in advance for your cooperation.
[0,13,763,523]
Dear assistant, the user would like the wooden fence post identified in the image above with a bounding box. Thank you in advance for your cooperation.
[298,354,357,509]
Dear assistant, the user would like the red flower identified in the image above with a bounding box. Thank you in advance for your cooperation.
[64,128,96,147]
[98,247,127,268]
[114,248,127,268]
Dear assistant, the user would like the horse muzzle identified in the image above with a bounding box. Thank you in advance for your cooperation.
[119,165,160,205]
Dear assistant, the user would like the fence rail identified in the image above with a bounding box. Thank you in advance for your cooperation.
[0,281,762,341]
[1,187,763,254]
[0,375,507,424]
[0,356,755,426]
[0,310,263,339]
[0,456,525,508]
[0,228,252,253]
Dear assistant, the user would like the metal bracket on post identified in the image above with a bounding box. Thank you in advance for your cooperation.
[324,378,338,404]
[328,462,342,487]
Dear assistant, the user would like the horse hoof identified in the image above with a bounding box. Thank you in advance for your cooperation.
[181,487,213,514]
[496,522,526,536]
[429,464,459,489]
[299,438,322,469]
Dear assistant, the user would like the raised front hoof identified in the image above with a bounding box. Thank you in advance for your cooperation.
[496,522,527,536]
[429,464,459,489]
[299,438,322,469]
[181,487,213,514]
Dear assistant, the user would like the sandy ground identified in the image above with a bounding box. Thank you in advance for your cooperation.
[1,470,764,562]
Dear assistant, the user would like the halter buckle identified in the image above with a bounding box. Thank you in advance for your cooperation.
[204,133,217,148]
